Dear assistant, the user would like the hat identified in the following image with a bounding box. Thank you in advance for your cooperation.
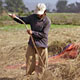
[34,3,46,15]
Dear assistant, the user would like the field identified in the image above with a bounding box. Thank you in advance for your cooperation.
[1,13,80,26]
[0,23,80,80]
[47,13,80,25]
[0,13,80,80]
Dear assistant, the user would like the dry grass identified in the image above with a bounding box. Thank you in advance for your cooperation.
[0,27,80,80]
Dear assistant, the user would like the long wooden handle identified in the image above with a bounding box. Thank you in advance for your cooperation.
[30,35,45,67]
[11,15,45,68]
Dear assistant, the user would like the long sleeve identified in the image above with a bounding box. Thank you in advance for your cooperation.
[13,15,31,24]
[32,19,51,39]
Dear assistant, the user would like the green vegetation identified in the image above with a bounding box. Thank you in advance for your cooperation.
[55,0,80,13]
[0,0,3,13]
[0,24,79,31]
[0,24,30,30]
[47,13,80,25]
[51,24,80,28]
[5,0,28,12]
[1,13,80,25]
[0,13,80,29]
[0,15,12,21]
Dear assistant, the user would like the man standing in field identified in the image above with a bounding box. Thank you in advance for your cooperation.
[9,3,51,75]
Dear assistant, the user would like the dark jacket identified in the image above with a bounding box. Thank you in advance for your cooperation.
[14,14,51,48]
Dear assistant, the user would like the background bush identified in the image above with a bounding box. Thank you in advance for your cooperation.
[47,13,80,25]
[1,13,80,26]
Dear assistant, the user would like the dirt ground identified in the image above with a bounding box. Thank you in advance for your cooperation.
[0,27,80,80]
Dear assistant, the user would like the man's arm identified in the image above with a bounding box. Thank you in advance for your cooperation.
[8,13,31,24]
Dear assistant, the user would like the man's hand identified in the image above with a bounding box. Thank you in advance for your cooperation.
[8,13,16,18]
[27,29,32,35]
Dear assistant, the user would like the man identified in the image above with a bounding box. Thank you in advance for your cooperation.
[9,3,51,75]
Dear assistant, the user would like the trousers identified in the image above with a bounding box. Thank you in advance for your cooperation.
[25,45,48,75]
